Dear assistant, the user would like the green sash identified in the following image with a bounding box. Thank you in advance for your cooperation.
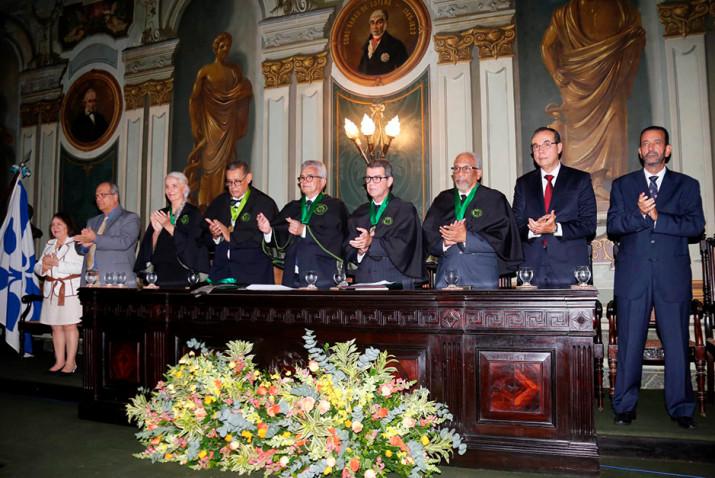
[300,192,324,225]
[454,185,478,221]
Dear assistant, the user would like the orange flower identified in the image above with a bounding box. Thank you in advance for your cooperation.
[389,435,408,452]
[349,457,360,472]
[256,386,268,396]
[266,404,281,417]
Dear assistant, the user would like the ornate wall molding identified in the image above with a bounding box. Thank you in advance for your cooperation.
[293,51,327,83]
[19,63,67,103]
[434,23,515,63]
[430,0,513,20]
[657,0,710,37]
[259,7,332,51]
[262,52,327,88]
[20,98,63,127]
[122,38,179,85]
[591,234,615,265]
[124,78,174,110]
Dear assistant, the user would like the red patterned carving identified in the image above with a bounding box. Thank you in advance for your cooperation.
[108,340,140,384]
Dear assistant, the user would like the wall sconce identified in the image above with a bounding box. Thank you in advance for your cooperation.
[344,103,400,164]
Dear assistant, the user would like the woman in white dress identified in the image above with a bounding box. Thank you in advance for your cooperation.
[34,213,84,374]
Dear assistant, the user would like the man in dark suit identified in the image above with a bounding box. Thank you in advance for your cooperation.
[607,125,705,429]
[423,152,522,289]
[71,88,108,143]
[512,127,597,288]
[203,161,279,284]
[357,8,408,76]
[257,160,348,289]
[345,159,424,288]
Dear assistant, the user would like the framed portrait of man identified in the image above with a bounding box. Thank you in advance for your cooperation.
[61,69,122,151]
[330,0,431,86]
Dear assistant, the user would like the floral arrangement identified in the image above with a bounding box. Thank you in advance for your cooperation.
[127,330,466,477]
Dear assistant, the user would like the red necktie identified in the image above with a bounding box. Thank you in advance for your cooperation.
[544,175,554,213]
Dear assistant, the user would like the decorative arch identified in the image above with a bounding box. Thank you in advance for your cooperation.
[0,13,36,70]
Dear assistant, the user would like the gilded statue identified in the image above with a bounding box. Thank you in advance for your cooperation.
[542,0,645,201]
[184,32,253,209]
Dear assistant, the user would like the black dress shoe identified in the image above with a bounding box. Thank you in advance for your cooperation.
[672,416,696,430]
[614,410,636,425]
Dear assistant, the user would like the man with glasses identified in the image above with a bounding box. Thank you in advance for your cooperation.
[423,152,522,289]
[203,160,278,284]
[74,182,140,286]
[512,127,596,288]
[345,159,424,288]
[257,160,347,289]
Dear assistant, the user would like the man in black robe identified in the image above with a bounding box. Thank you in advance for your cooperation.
[345,159,423,288]
[71,88,108,143]
[203,161,279,284]
[357,9,408,76]
[423,152,523,288]
[258,160,347,289]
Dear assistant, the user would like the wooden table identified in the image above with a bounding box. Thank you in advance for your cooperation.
[79,287,599,474]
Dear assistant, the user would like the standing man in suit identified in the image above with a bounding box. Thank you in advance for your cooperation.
[203,161,279,284]
[357,8,408,76]
[607,126,705,429]
[257,160,348,289]
[74,182,140,286]
[345,159,424,288]
[423,152,522,289]
[512,127,597,288]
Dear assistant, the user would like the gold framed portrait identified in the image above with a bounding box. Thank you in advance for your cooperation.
[330,0,431,86]
[61,69,122,151]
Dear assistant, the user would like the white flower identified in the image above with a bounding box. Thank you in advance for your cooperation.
[308,360,319,372]
[318,399,331,414]
[365,469,377,478]
[380,384,392,397]
[326,456,336,467]
[402,416,416,428]
[280,456,290,466]
[352,421,363,433]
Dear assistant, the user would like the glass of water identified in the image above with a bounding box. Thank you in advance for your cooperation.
[85,269,98,287]
[574,265,591,287]
[517,267,534,287]
[116,272,127,287]
[103,272,115,286]
[444,269,460,289]
[333,269,347,289]
[304,271,318,289]
[144,272,158,288]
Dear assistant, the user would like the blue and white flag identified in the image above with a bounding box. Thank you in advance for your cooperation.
[0,176,42,352]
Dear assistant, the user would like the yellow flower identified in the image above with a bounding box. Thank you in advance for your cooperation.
[164,453,173,460]
[204,396,215,405]
[323,467,333,475]
[344,420,352,428]
[385,450,393,458]
[282,431,291,438]
[421,435,430,446]
[198,450,207,459]
[241,430,253,443]
[225,434,233,442]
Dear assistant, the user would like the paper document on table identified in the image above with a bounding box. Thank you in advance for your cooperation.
[350,280,393,290]
[245,284,294,291]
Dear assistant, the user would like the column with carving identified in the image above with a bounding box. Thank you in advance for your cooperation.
[658,0,715,232]
[19,64,66,232]
[122,39,178,219]
[259,8,331,205]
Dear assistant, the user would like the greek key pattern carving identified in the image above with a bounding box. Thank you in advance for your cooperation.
[124,78,173,110]
[262,52,327,88]
[658,0,710,37]
[434,23,516,64]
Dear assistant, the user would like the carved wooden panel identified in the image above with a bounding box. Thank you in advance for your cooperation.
[478,351,553,424]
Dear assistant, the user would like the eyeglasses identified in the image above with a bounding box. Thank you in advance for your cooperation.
[531,140,558,152]
[95,192,116,198]
[450,166,478,173]
[363,176,389,183]
[297,175,324,183]
[225,177,247,187]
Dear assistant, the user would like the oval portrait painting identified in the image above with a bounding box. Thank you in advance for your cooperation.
[330,0,431,86]
[61,69,122,151]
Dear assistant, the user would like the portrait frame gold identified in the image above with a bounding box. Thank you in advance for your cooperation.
[61,69,122,152]
[330,0,431,87]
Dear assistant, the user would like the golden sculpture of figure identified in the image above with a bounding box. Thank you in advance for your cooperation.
[184,32,253,209]
[542,0,645,201]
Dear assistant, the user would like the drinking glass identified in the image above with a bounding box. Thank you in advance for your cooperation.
[333,269,347,289]
[187,271,200,287]
[304,271,318,289]
[116,272,127,287]
[85,269,98,287]
[145,272,158,288]
[574,265,592,287]
[517,267,534,287]
[103,272,115,286]
[444,269,460,289]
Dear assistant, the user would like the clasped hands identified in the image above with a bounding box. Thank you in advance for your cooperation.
[349,227,374,255]
[41,252,59,273]
[440,219,467,248]
[256,213,305,237]
[151,210,174,236]
[528,211,557,235]
[638,192,658,221]
[73,228,96,247]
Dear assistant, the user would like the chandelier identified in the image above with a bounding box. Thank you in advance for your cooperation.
[343,103,400,164]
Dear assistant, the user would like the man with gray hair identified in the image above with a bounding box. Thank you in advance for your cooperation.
[74,181,140,286]
[423,152,522,288]
[258,160,348,289]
